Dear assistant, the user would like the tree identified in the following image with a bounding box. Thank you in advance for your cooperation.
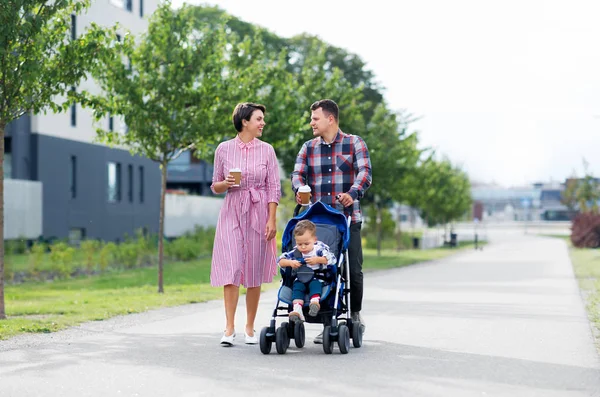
[186,7,368,173]
[576,159,600,214]
[417,157,472,230]
[80,2,237,293]
[362,105,423,254]
[561,172,579,212]
[0,0,115,319]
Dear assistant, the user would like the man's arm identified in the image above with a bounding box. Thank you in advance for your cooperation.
[347,136,372,200]
[291,142,309,193]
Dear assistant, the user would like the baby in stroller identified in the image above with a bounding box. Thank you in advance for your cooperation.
[259,201,363,355]
[277,220,337,322]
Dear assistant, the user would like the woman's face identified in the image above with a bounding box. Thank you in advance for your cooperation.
[244,109,265,137]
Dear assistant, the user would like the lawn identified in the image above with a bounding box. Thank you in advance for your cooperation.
[541,234,600,349]
[0,243,480,340]
[568,244,600,348]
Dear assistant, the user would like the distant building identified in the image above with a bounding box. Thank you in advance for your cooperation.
[471,181,575,222]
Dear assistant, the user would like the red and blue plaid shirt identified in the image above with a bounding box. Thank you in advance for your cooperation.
[291,130,372,224]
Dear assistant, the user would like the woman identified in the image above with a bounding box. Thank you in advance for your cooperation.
[210,102,281,346]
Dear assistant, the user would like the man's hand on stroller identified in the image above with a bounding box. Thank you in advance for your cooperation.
[335,193,353,207]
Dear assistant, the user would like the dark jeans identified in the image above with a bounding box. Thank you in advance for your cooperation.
[348,222,364,313]
[292,278,322,302]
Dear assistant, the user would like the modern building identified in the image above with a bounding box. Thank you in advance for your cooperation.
[5,0,161,243]
[471,181,573,222]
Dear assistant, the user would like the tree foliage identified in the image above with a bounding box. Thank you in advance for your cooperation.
[0,0,115,318]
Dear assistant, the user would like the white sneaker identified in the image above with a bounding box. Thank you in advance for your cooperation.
[245,331,258,344]
[220,331,235,346]
[314,331,323,344]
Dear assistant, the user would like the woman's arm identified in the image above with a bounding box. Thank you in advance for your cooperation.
[210,144,235,194]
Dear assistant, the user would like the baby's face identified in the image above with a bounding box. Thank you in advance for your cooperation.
[295,232,317,255]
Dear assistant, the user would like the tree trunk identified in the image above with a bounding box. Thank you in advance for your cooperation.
[0,125,6,319]
[158,161,167,293]
[396,206,402,251]
[376,203,382,257]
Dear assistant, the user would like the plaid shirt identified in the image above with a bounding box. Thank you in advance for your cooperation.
[278,241,337,270]
[291,130,372,224]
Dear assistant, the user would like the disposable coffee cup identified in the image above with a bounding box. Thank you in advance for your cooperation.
[230,168,241,187]
[298,185,311,206]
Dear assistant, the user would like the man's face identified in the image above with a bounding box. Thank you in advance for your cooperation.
[310,107,332,137]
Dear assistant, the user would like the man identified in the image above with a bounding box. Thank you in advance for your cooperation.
[291,99,372,344]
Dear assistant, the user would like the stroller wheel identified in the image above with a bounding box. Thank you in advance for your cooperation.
[275,325,289,354]
[259,327,272,354]
[338,324,350,354]
[322,325,333,354]
[294,321,305,348]
[281,322,291,349]
[352,321,363,348]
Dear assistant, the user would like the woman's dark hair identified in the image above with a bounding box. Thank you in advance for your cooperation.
[232,102,266,132]
[310,99,339,122]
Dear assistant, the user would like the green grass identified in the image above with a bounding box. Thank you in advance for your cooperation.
[0,242,480,340]
[568,246,600,348]
[543,234,600,349]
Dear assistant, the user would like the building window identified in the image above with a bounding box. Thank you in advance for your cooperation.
[4,137,11,180]
[108,115,114,131]
[71,14,76,40]
[139,166,144,203]
[128,164,133,203]
[116,33,121,43]
[110,0,124,8]
[126,0,132,12]
[70,86,76,126]
[108,162,122,202]
[70,155,77,199]
[68,228,85,246]
[140,0,143,17]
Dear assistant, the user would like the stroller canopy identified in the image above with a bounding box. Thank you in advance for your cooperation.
[282,201,350,253]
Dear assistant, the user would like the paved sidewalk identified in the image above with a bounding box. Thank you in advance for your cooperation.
[0,234,599,396]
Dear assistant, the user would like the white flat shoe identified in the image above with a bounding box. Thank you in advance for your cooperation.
[245,331,258,345]
[220,331,235,346]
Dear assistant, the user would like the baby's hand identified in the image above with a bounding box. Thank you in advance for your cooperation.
[290,260,302,269]
[304,257,321,266]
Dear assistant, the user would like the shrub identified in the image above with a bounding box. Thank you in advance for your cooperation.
[114,242,139,268]
[5,238,28,256]
[99,242,117,271]
[80,240,101,273]
[49,242,75,279]
[571,212,600,248]
[29,242,47,276]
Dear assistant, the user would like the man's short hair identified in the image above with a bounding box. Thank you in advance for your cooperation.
[310,99,339,122]
[232,102,266,132]
[294,220,317,237]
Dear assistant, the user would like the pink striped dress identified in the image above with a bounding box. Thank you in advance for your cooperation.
[210,135,281,288]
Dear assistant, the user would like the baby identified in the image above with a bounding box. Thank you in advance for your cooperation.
[278,220,336,322]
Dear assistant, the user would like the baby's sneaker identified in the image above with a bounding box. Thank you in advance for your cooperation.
[289,309,305,323]
[309,299,320,317]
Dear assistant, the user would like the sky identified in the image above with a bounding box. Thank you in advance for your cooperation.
[173,0,600,187]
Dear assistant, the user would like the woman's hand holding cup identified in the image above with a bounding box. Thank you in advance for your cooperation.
[223,174,236,189]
